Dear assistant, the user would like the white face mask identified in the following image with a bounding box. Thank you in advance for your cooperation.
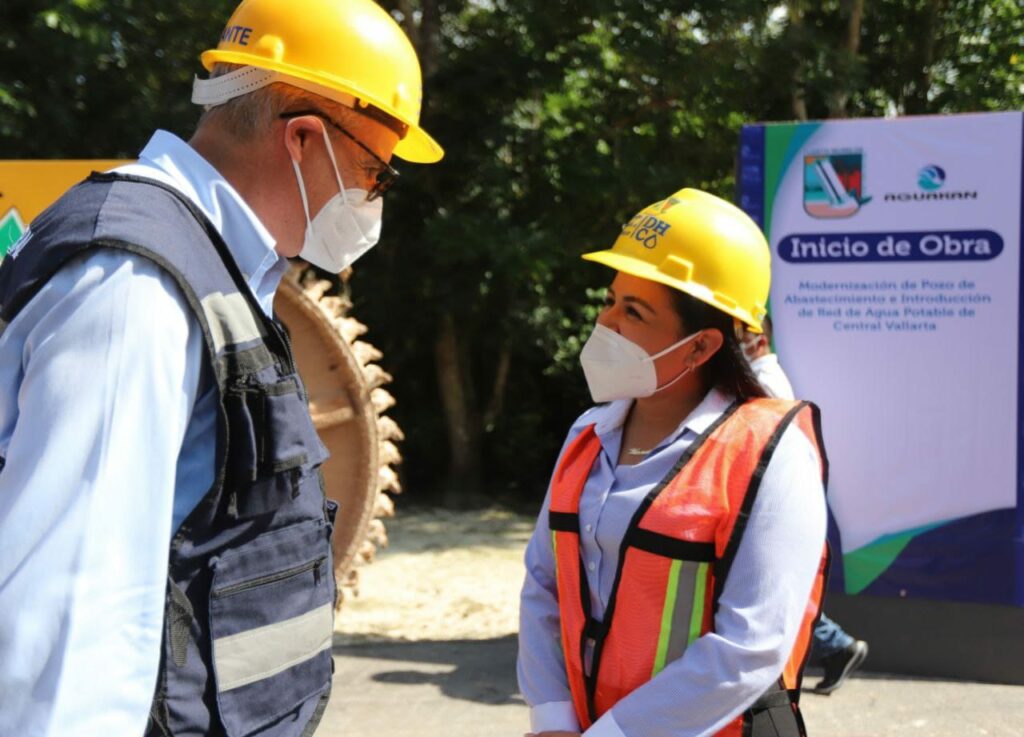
[579,323,700,402]
[291,126,384,273]
[740,336,758,362]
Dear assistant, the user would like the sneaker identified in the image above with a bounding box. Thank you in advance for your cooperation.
[813,640,868,695]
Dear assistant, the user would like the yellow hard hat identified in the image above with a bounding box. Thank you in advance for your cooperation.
[583,188,770,331]
[193,0,443,164]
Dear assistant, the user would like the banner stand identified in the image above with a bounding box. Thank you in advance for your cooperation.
[739,112,1024,683]
[1018,115,1024,608]
[823,594,1024,684]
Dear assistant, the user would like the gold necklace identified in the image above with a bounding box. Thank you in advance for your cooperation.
[627,447,652,456]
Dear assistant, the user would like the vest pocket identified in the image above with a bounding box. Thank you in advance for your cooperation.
[224,375,329,518]
[209,519,334,736]
[262,376,314,473]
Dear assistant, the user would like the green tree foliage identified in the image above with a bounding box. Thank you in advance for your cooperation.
[0,0,235,157]
[362,0,1022,503]
[1,0,1020,502]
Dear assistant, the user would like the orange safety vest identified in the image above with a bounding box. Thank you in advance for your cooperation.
[549,398,829,736]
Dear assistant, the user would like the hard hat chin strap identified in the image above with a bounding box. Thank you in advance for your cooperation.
[191,65,357,109]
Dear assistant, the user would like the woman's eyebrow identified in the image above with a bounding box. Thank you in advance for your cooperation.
[623,295,656,314]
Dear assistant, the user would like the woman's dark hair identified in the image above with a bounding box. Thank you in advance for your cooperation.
[669,289,767,401]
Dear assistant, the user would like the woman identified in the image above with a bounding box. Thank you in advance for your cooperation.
[518,189,828,737]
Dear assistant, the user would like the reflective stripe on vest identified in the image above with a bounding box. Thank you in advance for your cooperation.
[549,399,828,735]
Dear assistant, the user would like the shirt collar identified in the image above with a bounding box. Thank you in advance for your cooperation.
[587,386,736,459]
[682,387,736,437]
[120,130,285,314]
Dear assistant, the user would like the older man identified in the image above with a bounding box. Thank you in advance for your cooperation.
[741,315,869,695]
[0,1,441,735]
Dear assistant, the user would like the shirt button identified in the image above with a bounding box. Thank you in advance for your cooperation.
[585,524,593,533]
[588,561,597,572]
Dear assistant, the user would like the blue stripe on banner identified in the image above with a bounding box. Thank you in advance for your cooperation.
[1016,112,1024,606]
[859,508,1018,605]
[737,125,766,230]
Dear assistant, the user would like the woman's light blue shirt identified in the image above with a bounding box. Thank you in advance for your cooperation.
[517,389,827,737]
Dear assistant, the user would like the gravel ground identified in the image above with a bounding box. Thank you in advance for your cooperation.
[322,508,1024,737]
[334,508,535,645]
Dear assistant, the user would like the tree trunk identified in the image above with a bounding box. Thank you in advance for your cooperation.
[906,0,943,114]
[396,0,417,44]
[397,1,441,91]
[844,0,865,55]
[418,0,442,80]
[483,343,511,431]
[788,2,809,121]
[434,311,482,503]
[827,0,865,118]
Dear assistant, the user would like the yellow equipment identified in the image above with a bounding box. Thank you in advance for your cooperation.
[0,161,124,256]
[196,0,443,164]
[583,188,771,332]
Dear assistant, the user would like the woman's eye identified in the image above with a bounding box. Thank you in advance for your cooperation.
[626,306,643,320]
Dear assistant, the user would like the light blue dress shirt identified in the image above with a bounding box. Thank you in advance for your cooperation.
[0,130,287,737]
[517,388,827,737]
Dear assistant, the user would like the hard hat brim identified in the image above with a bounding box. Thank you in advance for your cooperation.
[200,50,444,164]
[394,125,444,164]
[582,248,764,332]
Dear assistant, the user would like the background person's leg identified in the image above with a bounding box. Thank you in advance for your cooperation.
[811,613,868,695]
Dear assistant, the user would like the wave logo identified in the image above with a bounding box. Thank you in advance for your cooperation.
[918,165,946,191]
[803,151,871,219]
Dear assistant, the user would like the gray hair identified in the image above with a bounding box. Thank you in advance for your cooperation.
[197,63,362,140]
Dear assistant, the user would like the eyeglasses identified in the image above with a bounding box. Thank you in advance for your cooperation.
[279,109,400,201]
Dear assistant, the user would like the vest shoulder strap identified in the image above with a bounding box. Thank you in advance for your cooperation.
[0,172,282,388]
[711,399,826,610]
[549,423,600,517]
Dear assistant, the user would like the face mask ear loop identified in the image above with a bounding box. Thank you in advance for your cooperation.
[653,364,694,394]
[290,157,313,229]
[319,125,349,204]
[649,329,701,361]
[649,331,701,394]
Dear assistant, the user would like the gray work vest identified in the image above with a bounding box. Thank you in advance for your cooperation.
[0,172,336,736]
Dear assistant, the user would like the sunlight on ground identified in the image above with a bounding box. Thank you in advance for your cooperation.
[334,508,536,644]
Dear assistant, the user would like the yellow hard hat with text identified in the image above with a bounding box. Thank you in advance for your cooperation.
[583,188,771,331]
[200,0,443,163]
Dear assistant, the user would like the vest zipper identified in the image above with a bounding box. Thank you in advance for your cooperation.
[268,317,298,375]
[212,556,326,598]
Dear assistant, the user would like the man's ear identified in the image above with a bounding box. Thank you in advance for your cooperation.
[283,117,322,165]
